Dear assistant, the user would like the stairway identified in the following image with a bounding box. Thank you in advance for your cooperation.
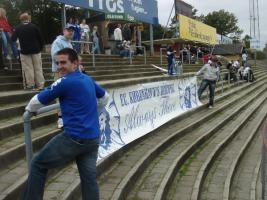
[0,54,266,200]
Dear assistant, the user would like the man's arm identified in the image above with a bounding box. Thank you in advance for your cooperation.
[26,78,66,113]
[25,94,45,113]
[196,65,206,76]
[94,82,109,111]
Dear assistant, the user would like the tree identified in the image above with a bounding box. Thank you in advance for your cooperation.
[242,35,251,48]
[141,24,168,41]
[203,10,243,39]
[264,44,267,53]
[1,0,63,43]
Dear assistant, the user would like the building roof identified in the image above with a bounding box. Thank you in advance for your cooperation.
[212,44,244,55]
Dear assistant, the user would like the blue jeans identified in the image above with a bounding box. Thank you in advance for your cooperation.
[198,79,216,106]
[22,132,100,200]
[2,32,18,58]
[92,40,100,54]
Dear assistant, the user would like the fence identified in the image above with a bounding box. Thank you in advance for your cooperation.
[71,41,95,68]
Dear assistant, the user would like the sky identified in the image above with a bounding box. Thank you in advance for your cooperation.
[157,0,267,49]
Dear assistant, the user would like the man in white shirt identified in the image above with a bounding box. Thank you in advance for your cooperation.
[114,24,122,54]
[114,24,122,41]
[242,53,248,66]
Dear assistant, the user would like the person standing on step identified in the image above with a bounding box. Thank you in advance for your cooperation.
[166,46,176,75]
[91,26,101,54]
[114,24,122,54]
[196,56,220,109]
[80,19,90,54]
[0,7,18,60]
[12,12,45,90]
[22,48,109,200]
[51,24,74,129]
[73,18,81,53]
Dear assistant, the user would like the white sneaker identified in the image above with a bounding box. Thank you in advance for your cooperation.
[208,105,213,109]
[57,118,63,129]
[6,55,11,60]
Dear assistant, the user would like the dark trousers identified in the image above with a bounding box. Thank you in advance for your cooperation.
[22,132,100,200]
[198,79,216,106]
[167,58,174,75]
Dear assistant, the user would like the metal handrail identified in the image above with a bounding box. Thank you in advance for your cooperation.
[135,45,147,65]
[160,48,167,66]
[71,41,95,68]
[23,103,60,172]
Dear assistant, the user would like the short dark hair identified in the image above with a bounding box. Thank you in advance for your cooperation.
[56,48,78,63]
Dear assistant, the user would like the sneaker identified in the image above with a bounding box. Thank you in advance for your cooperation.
[4,67,8,70]
[57,117,63,129]
[208,105,213,109]
[6,55,11,60]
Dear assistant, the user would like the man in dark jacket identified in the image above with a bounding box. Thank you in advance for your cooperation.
[12,12,45,90]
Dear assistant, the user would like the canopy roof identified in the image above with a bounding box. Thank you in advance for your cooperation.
[52,0,159,24]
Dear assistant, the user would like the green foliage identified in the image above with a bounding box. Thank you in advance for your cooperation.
[1,0,63,43]
[202,10,243,39]
[264,45,267,53]
[0,0,89,44]
[141,24,168,41]
[256,51,266,60]
[242,35,251,48]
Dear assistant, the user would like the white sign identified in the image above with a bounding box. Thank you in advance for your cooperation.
[98,77,202,159]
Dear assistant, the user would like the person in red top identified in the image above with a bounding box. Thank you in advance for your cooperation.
[203,53,210,64]
[0,7,18,59]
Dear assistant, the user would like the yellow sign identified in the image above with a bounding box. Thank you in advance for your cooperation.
[179,14,218,45]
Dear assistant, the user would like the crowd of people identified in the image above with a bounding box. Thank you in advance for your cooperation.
[225,58,255,83]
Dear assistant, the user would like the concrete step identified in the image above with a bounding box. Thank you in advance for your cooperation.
[0,80,54,92]
[197,95,267,200]
[228,119,264,200]
[0,110,57,140]
[0,90,37,106]
[95,83,267,200]
[0,72,266,199]
[164,91,267,200]
[0,63,266,199]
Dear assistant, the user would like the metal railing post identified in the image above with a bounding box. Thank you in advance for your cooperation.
[129,51,133,65]
[144,46,147,65]
[189,51,191,65]
[135,46,146,65]
[23,111,33,172]
[23,103,60,172]
[9,59,12,70]
[160,48,163,66]
[92,50,95,68]
[71,41,95,68]
[228,72,231,85]
[221,80,224,95]
[160,48,167,67]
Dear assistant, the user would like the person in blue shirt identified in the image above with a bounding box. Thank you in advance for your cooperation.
[22,48,109,200]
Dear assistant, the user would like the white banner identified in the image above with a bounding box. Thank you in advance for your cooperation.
[98,76,202,159]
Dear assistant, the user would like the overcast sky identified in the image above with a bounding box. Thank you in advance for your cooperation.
[157,0,267,49]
